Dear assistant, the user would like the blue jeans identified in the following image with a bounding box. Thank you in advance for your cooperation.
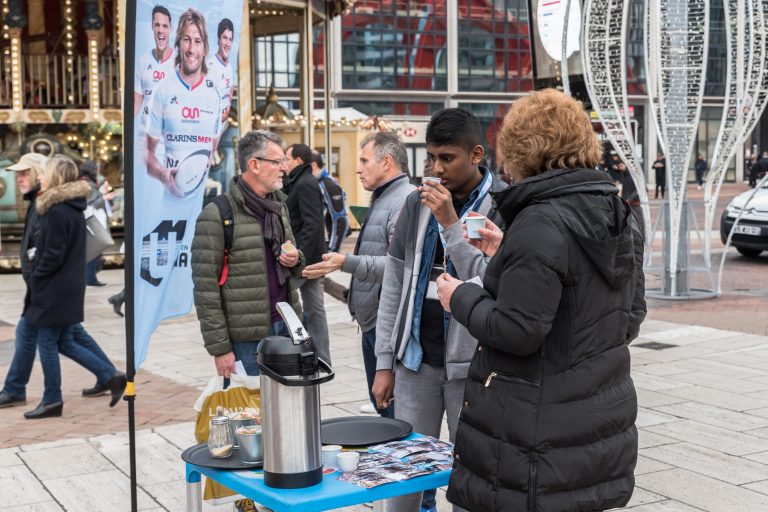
[2,316,39,398]
[362,328,394,418]
[68,324,117,380]
[230,320,289,377]
[37,324,117,404]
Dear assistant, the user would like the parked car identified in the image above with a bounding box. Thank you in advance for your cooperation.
[720,184,768,256]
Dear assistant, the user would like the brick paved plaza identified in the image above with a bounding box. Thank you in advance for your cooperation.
[1,183,767,511]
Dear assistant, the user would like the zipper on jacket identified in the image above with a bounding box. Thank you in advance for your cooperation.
[528,452,538,512]
[484,371,540,388]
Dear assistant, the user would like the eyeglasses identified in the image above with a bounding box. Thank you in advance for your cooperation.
[253,156,288,167]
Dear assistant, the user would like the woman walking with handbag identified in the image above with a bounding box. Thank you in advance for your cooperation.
[24,155,126,419]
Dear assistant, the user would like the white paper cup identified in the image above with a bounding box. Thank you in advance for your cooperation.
[465,216,486,239]
[322,444,342,470]
[336,451,360,472]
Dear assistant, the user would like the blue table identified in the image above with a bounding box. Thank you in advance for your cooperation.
[184,436,451,511]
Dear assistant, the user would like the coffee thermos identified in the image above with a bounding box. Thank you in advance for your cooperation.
[257,302,334,488]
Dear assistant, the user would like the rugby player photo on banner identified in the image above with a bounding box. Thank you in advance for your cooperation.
[130,0,243,368]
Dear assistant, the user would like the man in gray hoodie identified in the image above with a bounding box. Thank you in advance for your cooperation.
[303,131,414,418]
[372,109,507,512]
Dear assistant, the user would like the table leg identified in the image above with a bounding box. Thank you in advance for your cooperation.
[186,479,202,512]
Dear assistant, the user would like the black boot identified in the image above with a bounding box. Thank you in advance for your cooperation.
[107,289,125,317]
[82,381,110,397]
[107,372,127,407]
[24,400,63,419]
[0,391,26,408]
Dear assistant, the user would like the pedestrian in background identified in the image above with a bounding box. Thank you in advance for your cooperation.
[748,154,758,188]
[695,154,707,189]
[284,143,331,365]
[310,150,350,253]
[24,155,126,419]
[653,153,666,199]
[437,89,645,511]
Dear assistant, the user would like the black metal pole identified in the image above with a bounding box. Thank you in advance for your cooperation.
[122,2,138,511]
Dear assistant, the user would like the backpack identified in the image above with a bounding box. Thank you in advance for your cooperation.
[212,194,234,286]
[318,175,350,252]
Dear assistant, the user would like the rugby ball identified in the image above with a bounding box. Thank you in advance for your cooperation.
[174,149,211,197]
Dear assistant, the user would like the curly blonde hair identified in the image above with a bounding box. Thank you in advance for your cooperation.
[498,89,602,181]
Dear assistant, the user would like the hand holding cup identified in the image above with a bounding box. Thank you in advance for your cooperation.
[463,212,503,257]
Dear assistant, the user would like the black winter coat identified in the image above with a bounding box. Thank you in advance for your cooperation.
[25,181,90,327]
[447,169,646,512]
[283,163,326,265]
[20,185,41,281]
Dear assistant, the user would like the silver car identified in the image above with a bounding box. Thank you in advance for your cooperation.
[720,184,768,257]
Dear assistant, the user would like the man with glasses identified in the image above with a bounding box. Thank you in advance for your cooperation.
[191,130,305,380]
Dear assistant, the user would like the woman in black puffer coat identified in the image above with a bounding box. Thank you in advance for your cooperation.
[437,89,646,512]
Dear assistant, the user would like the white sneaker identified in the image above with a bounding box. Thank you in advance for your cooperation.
[359,402,376,414]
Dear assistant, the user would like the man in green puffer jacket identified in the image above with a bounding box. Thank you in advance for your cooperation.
[192,130,305,379]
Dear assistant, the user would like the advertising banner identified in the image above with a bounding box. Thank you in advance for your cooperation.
[130,0,243,368]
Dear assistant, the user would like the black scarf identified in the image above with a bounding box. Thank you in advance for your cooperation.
[237,178,291,285]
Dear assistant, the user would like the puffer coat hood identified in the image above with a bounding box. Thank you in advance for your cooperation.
[36,180,90,215]
[446,168,646,512]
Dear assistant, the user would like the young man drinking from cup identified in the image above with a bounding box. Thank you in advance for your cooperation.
[371,108,507,512]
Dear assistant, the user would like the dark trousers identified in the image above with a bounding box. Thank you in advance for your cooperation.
[655,171,665,199]
[695,168,705,186]
[361,328,394,418]
[85,256,101,285]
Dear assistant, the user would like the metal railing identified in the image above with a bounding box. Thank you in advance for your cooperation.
[99,54,121,108]
[0,53,10,107]
[23,54,89,108]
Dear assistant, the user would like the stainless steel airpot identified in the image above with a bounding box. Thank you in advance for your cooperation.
[257,302,334,488]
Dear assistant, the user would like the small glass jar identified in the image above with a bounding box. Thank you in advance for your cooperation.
[208,416,234,458]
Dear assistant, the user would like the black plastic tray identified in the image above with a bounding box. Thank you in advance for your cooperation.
[181,443,263,470]
[321,417,412,447]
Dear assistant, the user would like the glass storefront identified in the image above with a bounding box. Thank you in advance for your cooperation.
[254,33,301,89]
[338,100,444,116]
[340,0,448,90]
[457,0,533,92]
